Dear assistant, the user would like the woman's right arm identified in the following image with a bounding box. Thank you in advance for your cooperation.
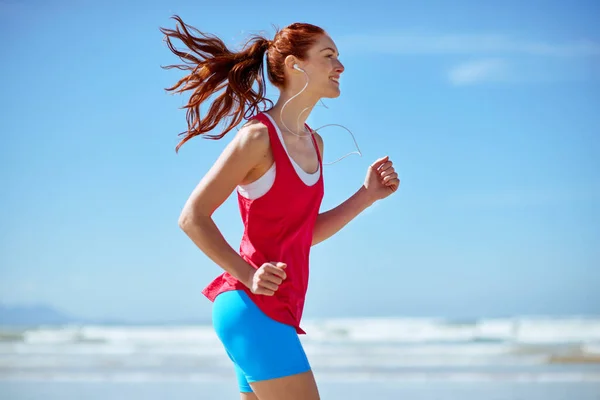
[178,122,281,292]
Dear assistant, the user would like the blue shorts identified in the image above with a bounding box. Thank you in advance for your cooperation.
[212,290,311,393]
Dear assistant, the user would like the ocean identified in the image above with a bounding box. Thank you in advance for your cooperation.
[1,316,599,399]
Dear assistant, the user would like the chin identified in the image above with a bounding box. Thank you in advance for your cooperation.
[323,88,341,99]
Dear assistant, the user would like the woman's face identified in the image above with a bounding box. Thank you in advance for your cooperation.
[298,34,345,99]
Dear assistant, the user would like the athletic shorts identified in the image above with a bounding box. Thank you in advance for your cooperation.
[212,290,311,393]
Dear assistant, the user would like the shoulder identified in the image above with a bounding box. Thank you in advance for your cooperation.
[312,130,324,158]
[233,118,271,156]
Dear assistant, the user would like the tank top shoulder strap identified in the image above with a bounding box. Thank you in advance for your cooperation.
[251,112,287,161]
[306,124,322,167]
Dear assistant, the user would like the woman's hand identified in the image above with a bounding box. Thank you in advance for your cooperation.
[364,156,400,203]
[246,262,287,296]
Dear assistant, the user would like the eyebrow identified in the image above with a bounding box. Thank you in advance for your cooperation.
[320,47,339,55]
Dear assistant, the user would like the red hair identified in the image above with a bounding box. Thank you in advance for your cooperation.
[160,16,325,152]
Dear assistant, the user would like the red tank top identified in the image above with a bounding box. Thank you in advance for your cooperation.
[201,112,324,334]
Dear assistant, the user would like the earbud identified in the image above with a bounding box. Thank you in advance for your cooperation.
[293,64,304,72]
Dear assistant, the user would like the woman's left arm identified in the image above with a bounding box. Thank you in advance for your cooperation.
[311,133,400,246]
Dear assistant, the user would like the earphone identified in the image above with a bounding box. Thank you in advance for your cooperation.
[232,59,360,165]
[281,63,362,165]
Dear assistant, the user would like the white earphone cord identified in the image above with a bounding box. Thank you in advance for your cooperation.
[280,66,362,166]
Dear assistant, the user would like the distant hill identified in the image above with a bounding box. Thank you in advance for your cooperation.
[0,304,209,326]
[0,304,78,326]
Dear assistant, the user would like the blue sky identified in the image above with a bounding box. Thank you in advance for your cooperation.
[0,0,598,323]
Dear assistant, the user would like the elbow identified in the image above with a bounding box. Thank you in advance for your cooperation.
[178,208,195,232]
[178,207,211,232]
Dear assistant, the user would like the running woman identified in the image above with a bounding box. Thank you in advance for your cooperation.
[161,16,400,400]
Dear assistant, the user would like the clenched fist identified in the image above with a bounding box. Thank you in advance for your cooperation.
[246,262,287,296]
[364,155,400,202]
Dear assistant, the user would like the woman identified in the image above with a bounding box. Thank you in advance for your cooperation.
[161,16,400,400]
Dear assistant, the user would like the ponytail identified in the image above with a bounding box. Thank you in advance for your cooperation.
[160,15,273,152]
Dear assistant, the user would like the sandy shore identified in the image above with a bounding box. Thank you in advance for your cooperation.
[549,354,600,364]
[2,381,600,400]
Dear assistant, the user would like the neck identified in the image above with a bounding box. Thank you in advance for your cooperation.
[268,87,320,137]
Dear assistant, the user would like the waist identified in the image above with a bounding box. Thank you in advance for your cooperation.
[204,283,307,334]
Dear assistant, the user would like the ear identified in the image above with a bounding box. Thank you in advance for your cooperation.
[284,55,300,72]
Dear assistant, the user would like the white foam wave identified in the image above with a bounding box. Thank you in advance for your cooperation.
[22,326,220,345]
[301,316,600,344]
[2,371,600,383]
[10,317,600,347]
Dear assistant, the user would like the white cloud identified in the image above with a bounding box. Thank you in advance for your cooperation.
[448,58,507,85]
[336,32,600,85]
[337,33,600,57]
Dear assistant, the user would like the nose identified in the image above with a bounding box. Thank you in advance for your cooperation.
[335,60,345,74]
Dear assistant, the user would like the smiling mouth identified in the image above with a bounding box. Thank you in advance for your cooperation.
[330,77,339,84]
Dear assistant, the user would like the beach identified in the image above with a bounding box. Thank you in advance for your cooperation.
[2,381,600,400]
[1,316,599,399]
